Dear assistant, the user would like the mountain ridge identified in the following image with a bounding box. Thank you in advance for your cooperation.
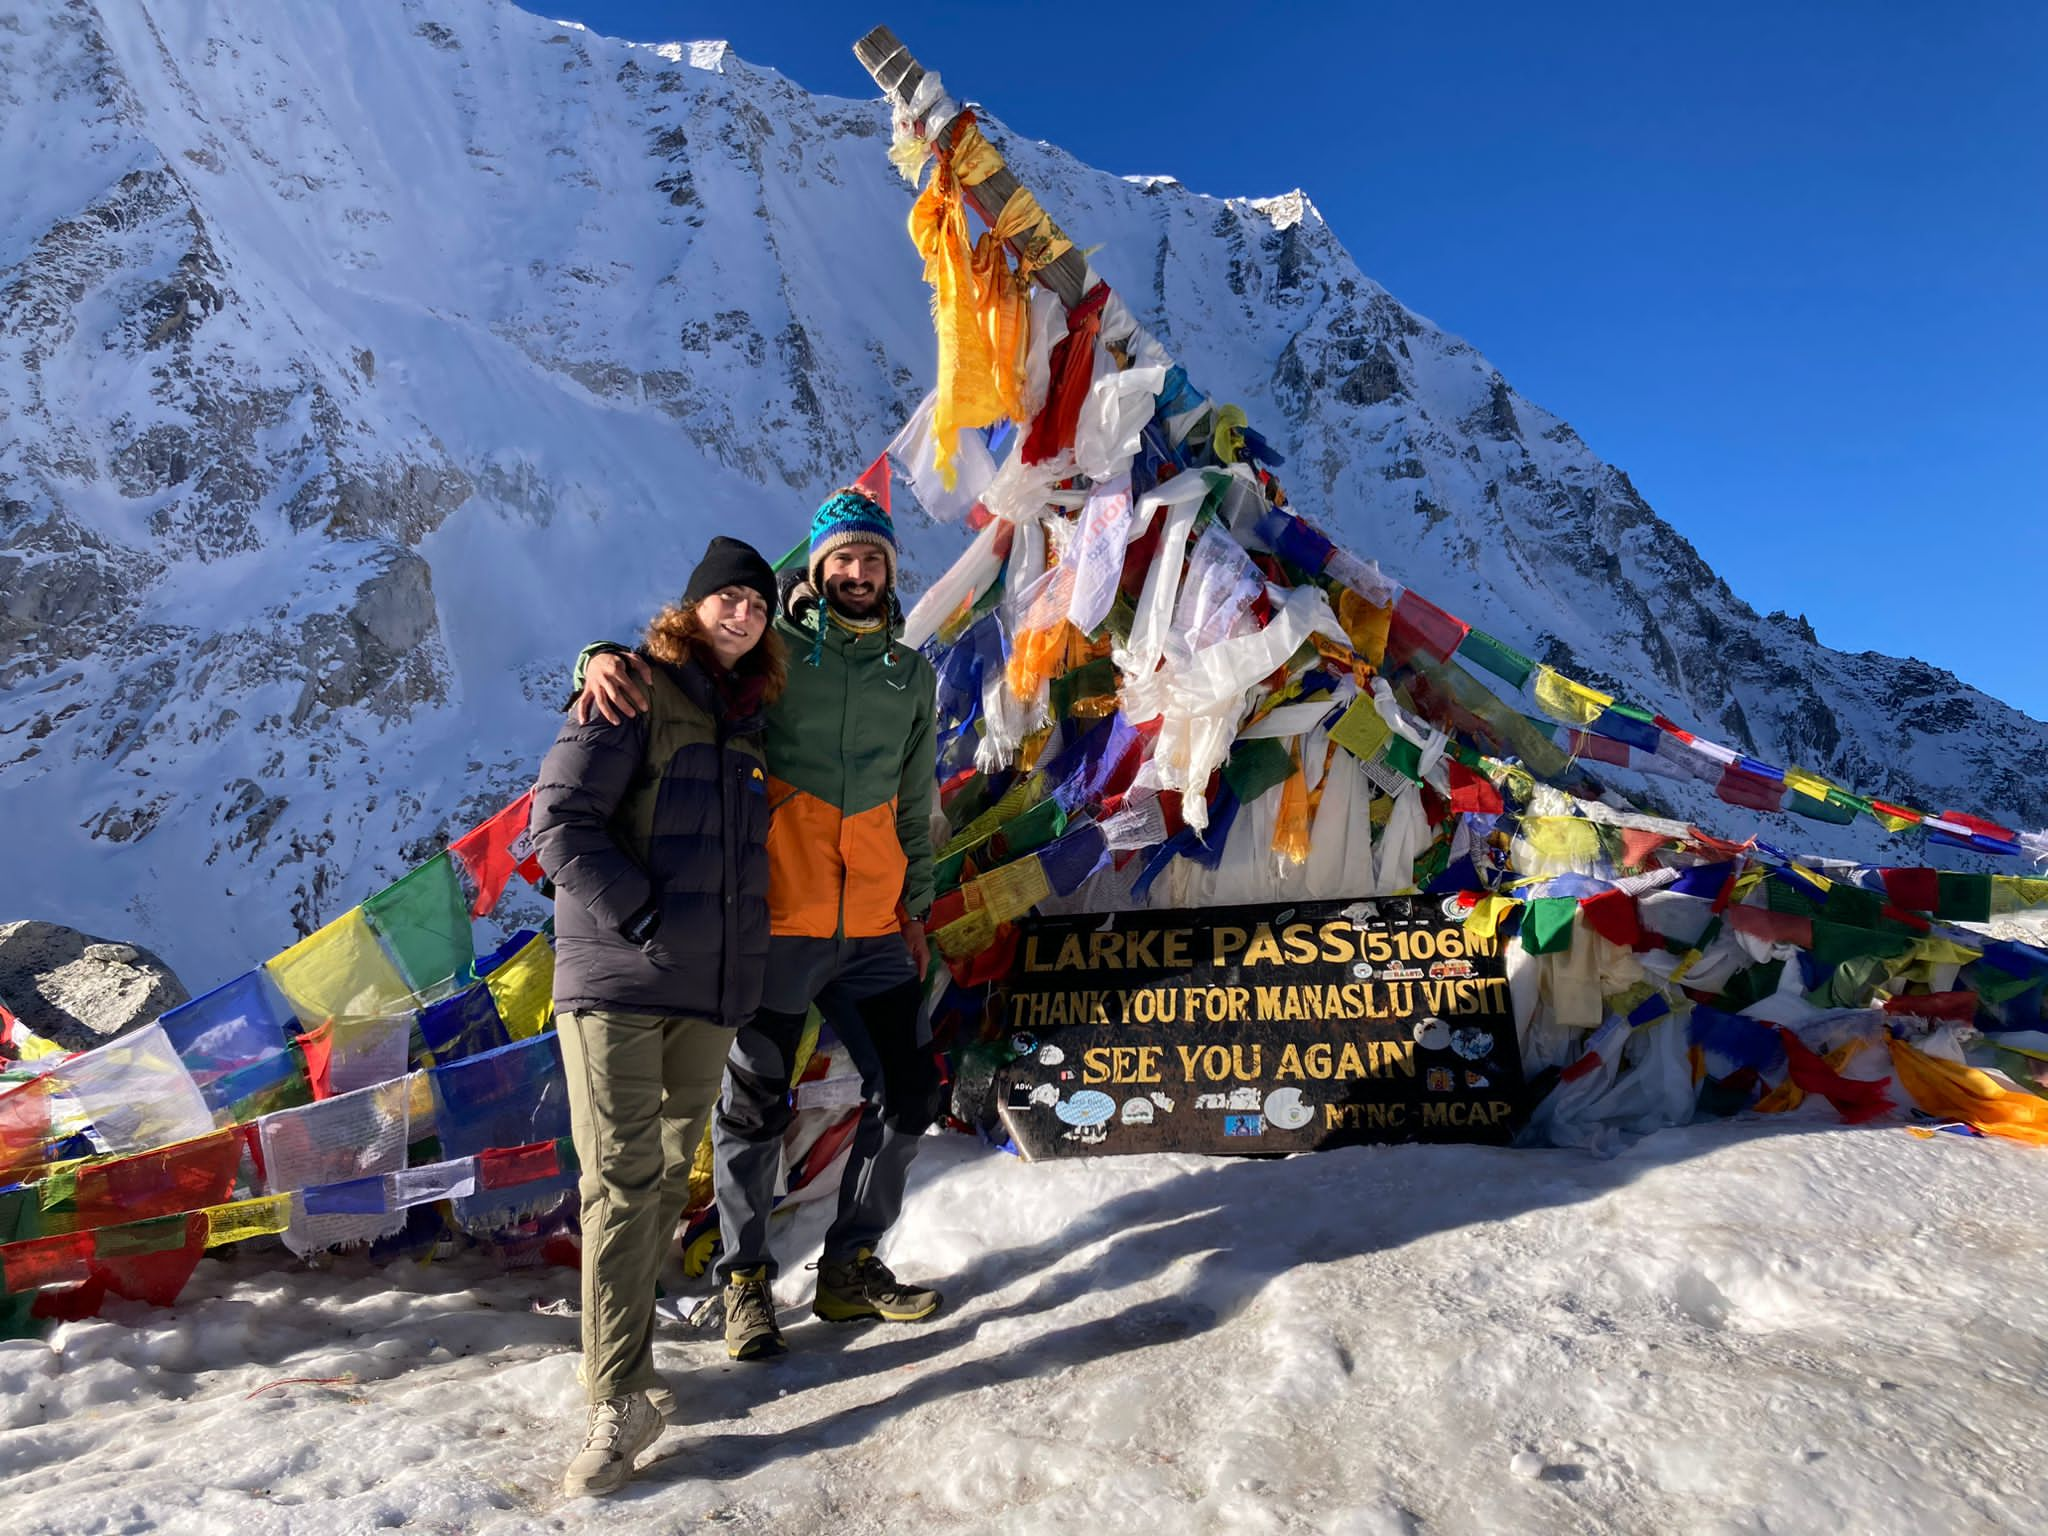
[3,0,2040,987]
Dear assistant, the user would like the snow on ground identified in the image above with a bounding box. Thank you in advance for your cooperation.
[4,1122,2047,1534]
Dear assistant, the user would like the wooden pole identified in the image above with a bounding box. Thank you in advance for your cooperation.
[852,25,1095,311]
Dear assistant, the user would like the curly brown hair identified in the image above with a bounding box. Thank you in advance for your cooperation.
[645,599,787,705]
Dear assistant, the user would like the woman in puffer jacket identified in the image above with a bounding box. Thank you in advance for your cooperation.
[529,536,783,1499]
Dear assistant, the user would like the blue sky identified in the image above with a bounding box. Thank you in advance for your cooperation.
[533,2,2047,719]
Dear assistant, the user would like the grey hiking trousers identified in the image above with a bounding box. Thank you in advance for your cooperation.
[711,934,942,1284]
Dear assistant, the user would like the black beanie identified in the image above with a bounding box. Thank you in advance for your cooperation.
[683,536,777,610]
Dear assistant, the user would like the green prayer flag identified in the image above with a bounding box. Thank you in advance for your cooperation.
[1222,738,1295,806]
[1764,878,1821,917]
[1104,592,1136,646]
[1810,920,1913,967]
[95,1212,197,1261]
[1935,872,1993,924]
[1789,790,1857,825]
[0,1187,38,1337]
[1713,959,1784,1014]
[1823,883,1883,930]
[39,1165,77,1214]
[1383,734,1423,783]
[933,849,968,896]
[1048,657,1117,719]
[997,796,1068,859]
[1966,963,2040,1007]
[1456,629,1535,689]
[1327,696,1392,763]
[1520,897,1577,955]
[363,853,475,994]
[1816,953,1890,1010]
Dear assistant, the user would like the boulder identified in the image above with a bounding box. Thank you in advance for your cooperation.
[0,921,190,1052]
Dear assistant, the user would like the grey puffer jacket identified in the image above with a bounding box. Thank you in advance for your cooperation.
[530,652,771,1025]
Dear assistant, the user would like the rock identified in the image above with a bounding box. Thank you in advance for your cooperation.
[0,921,189,1052]
[1509,1450,1546,1480]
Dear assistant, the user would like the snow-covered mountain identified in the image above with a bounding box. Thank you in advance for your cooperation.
[4,0,2042,987]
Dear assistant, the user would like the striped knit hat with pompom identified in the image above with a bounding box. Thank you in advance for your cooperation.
[806,487,898,593]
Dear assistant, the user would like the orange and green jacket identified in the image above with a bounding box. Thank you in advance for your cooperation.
[577,591,935,939]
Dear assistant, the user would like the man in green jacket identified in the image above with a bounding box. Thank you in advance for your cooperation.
[576,487,945,1360]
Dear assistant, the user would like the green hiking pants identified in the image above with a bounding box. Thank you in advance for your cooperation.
[558,1007,735,1402]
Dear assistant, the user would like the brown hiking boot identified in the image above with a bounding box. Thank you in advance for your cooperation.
[812,1248,943,1323]
[722,1266,786,1360]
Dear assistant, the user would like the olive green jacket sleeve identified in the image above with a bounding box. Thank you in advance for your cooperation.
[895,650,938,922]
[571,640,630,695]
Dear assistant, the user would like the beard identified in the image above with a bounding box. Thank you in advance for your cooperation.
[824,580,883,619]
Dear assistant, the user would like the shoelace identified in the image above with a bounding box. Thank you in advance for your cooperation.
[584,1399,638,1450]
[728,1279,775,1332]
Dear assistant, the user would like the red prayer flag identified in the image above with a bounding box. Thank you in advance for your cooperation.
[1777,1029,1894,1124]
[1725,904,1815,948]
[1446,761,1504,815]
[1715,763,1786,812]
[2,1230,95,1293]
[1937,810,2016,845]
[1559,1049,1605,1084]
[1882,991,1979,1024]
[450,790,546,918]
[948,921,1022,989]
[926,889,968,934]
[1880,903,1930,934]
[1879,867,1940,913]
[478,1140,561,1190]
[296,1022,335,1101]
[1564,730,1630,767]
[74,1129,243,1308]
[850,451,892,514]
[1386,589,1472,664]
[1022,284,1112,465]
[1869,799,1923,827]
[1577,890,1645,950]
[1618,828,1672,869]
[1687,827,1754,860]
[0,1076,53,1184]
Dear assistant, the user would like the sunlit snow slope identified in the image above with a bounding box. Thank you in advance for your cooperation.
[3,1125,2046,1533]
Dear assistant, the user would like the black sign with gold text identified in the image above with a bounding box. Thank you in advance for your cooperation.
[993,897,1524,1158]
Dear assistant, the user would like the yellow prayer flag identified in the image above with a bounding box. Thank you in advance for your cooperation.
[266,907,413,1023]
[205,1193,294,1246]
[1517,817,1603,866]
[1463,895,1521,942]
[1335,588,1392,666]
[908,150,1003,490]
[947,120,1005,187]
[934,906,999,962]
[1531,667,1612,727]
[1992,876,2048,914]
[1906,935,1983,969]
[1782,767,1835,802]
[1328,696,1392,763]
[980,857,1052,926]
[484,933,556,1042]
[1787,862,1833,893]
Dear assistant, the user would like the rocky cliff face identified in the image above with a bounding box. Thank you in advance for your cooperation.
[3,0,2040,985]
